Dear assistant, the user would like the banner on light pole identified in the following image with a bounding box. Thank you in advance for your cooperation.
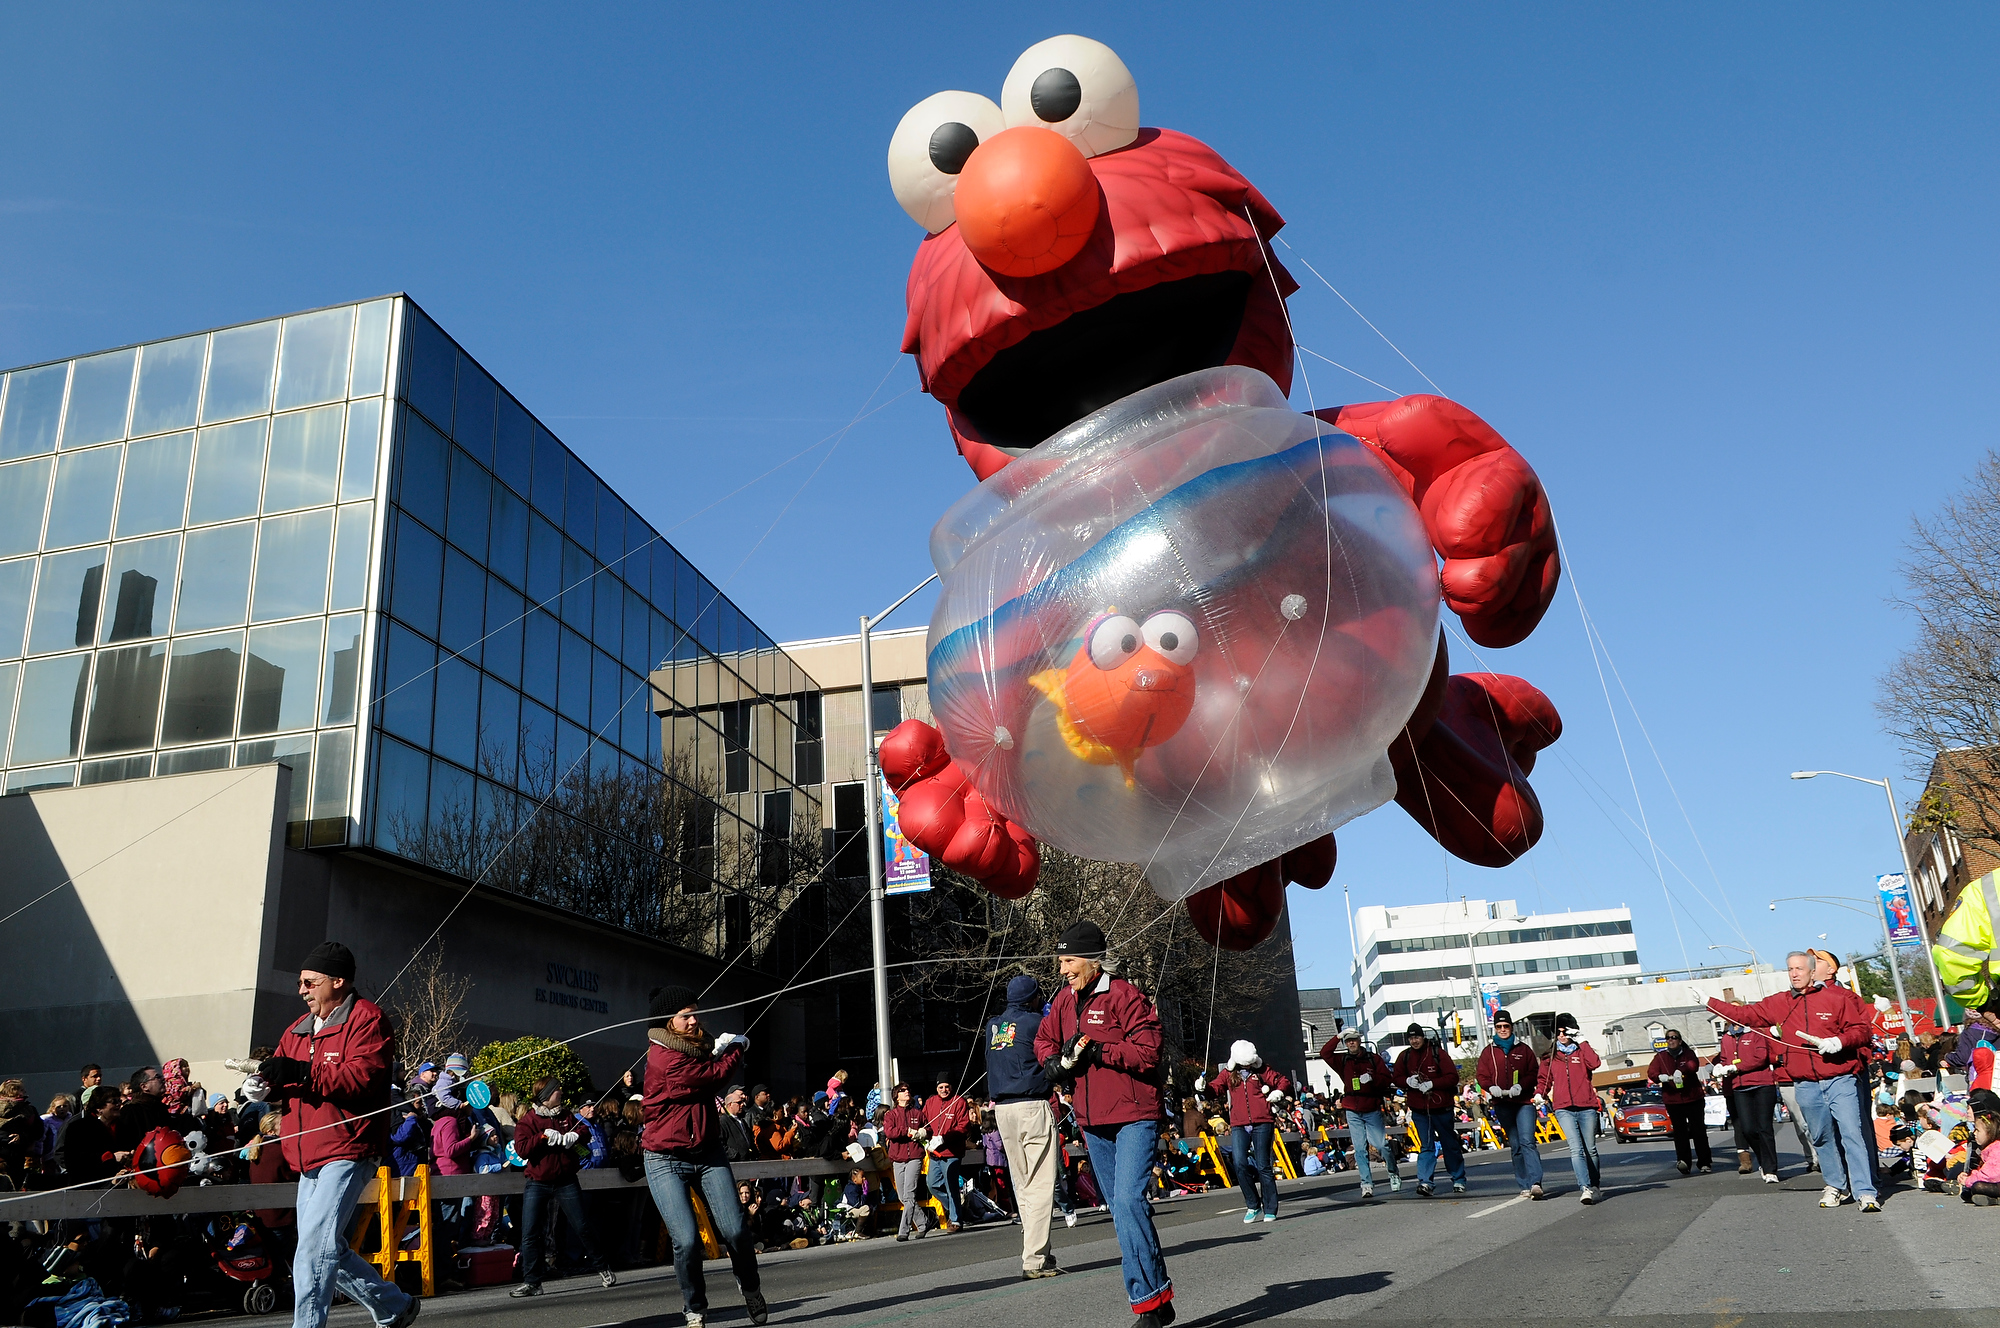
[881,773,932,895]
[1877,872,1921,947]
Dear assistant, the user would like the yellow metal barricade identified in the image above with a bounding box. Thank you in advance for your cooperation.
[349,1165,436,1297]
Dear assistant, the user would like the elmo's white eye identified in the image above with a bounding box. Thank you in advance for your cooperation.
[887,90,1006,233]
[1141,611,1198,666]
[1000,35,1139,158]
[1087,614,1143,670]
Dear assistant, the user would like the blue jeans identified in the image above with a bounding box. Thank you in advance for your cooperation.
[1553,1107,1600,1190]
[1230,1123,1277,1214]
[291,1158,414,1328]
[926,1155,962,1224]
[1497,1101,1544,1190]
[1410,1109,1465,1186]
[1346,1110,1389,1187]
[1081,1119,1172,1314]
[1795,1074,1875,1200]
[519,1179,605,1286]
[642,1149,760,1313]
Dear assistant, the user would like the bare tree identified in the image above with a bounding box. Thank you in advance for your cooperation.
[1877,450,2000,858]
[388,942,471,1071]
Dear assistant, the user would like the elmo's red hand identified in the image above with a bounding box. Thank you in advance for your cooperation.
[1315,395,1559,648]
[877,720,1039,899]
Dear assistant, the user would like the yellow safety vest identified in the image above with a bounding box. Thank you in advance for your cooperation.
[1935,870,2000,1008]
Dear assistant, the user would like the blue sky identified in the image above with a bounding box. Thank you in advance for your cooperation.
[4,5,1995,991]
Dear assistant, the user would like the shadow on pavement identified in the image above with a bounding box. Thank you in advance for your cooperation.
[1178,1270,1396,1327]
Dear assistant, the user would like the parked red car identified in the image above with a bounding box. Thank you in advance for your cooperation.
[1614,1089,1672,1144]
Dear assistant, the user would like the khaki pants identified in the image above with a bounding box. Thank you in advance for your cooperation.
[993,1098,1058,1272]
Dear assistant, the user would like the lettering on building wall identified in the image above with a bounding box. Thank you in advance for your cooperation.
[537,960,607,1013]
[535,988,610,1013]
[546,963,601,992]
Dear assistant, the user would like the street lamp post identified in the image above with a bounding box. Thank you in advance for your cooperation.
[1768,894,1913,1029]
[860,573,939,1103]
[1707,943,1762,970]
[1790,770,1953,1014]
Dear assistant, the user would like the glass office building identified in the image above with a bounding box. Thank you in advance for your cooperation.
[0,296,822,950]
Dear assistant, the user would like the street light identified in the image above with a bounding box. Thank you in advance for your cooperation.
[859,572,939,1102]
[1768,894,1913,1028]
[1461,899,1524,1052]
[1790,770,1953,1014]
[1707,942,1762,969]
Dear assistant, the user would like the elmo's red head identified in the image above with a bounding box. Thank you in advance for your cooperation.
[889,35,1300,480]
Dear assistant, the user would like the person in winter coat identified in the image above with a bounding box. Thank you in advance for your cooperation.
[1705,950,1878,1211]
[1320,1028,1400,1195]
[1714,1024,1783,1182]
[1210,1040,1291,1222]
[984,974,1059,1278]
[388,1092,432,1177]
[1389,1023,1465,1196]
[1535,1012,1603,1204]
[1032,920,1174,1328]
[509,1077,615,1298]
[1475,1010,1544,1199]
[922,1078,972,1233]
[54,1089,127,1184]
[640,985,765,1327]
[881,1083,933,1241]
[242,941,417,1328]
[1647,1029,1711,1174]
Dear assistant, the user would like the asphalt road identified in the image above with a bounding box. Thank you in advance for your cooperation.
[330,1133,1999,1328]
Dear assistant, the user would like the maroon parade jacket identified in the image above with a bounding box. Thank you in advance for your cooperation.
[1318,1045,1394,1113]
[1214,1065,1291,1128]
[642,1028,745,1157]
[1032,972,1163,1129]
[275,995,392,1174]
[1647,1046,1704,1105]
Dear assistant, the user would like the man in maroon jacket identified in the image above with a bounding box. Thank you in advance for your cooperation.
[641,985,765,1327]
[1647,1029,1711,1174]
[1390,1023,1465,1196]
[1476,1010,1544,1198]
[922,1076,972,1233]
[1706,951,1878,1211]
[1032,920,1174,1328]
[246,941,417,1328]
[1319,1028,1400,1195]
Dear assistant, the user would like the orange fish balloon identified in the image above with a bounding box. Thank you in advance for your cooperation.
[1028,608,1198,787]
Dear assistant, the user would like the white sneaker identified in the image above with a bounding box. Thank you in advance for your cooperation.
[1579,1188,1596,1205]
[1452,1181,1466,1194]
[1359,1184,1374,1198]
[1858,1196,1881,1213]
[1818,1185,1844,1209]
[685,1315,703,1328]
[1388,1173,1402,1191]
[1063,1212,1076,1228]
[1762,1172,1780,1185]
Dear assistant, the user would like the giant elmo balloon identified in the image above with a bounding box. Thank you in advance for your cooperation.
[880,35,1563,949]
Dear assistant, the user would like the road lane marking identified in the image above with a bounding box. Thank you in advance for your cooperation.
[1465,1191,1533,1220]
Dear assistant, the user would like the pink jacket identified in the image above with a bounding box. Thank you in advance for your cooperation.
[430,1112,479,1176]
[1965,1143,2000,1188]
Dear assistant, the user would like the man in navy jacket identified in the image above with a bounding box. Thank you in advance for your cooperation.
[986,975,1060,1279]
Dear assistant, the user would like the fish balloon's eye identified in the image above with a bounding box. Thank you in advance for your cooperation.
[1000,34,1139,158]
[1142,611,1199,666]
[1087,614,1143,670]
[887,90,1006,233]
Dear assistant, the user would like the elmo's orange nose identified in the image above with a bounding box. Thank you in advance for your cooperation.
[954,125,1100,278]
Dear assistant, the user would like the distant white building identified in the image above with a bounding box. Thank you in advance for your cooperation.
[1351,898,1641,1045]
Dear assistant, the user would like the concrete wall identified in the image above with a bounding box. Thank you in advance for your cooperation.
[0,766,787,1109]
[0,765,289,1107]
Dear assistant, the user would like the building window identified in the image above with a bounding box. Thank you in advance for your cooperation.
[720,699,751,794]
[870,687,901,735]
[759,789,793,887]
[793,692,824,786]
[831,781,869,879]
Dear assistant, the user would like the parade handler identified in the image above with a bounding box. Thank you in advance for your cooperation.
[1704,951,1878,1211]
[1475,1010,1545,1198]
[1034,921,1175,1327]
[246,941,419,1328]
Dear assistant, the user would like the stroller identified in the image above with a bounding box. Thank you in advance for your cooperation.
[177,1220,290,1317]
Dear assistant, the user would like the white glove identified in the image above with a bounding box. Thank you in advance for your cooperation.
[1412,1079,1432,1094]
[544,1128,564,1144]
[1874,995,1893,1013]
[560,1131,580,1147]
[1670,1071,1684,1087]
[1355,1073,1371,1086]
[1509,1084,1525,1098]
[713,1032,750,1055]
[1814,1035,1843,1055]
[1532,1093,1547,1107]
[1195,1075,1206,1094]
[1714,1063,1735,1079]
[242,1076,271,1103]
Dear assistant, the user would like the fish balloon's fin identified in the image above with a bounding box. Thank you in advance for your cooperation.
[1030,667,1122,768]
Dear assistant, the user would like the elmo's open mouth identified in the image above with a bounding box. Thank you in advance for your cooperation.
[953,272,1252,452]
[901,128,1298,478]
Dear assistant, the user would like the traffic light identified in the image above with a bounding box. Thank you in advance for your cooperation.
[1451,1014,1464,1047]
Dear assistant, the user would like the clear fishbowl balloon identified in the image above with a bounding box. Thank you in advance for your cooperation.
[925,366,1440,900]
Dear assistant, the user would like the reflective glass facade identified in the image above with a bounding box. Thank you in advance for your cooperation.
[0,297,823,955]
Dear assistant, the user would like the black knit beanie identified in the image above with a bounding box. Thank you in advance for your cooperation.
[1056,919,1106,959]
[302,941,356,981]
[649,985,701,1020]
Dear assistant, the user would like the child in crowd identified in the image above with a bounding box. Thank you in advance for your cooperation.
[1959,1113,2000,1205]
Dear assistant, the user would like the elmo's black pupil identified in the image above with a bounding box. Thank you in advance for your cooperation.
[928,122,980,175]
[1031,68,1084,122]
[1159,632,1178,651]
[1120,634,1137,654]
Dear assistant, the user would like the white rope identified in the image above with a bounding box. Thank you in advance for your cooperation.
[1276,236,1444,396]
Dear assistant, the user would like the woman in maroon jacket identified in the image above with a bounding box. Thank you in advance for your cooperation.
[1535,1013,1603,1204]
[510,1077,615,1298]
[641,985,764,1327]
[1715,1024,1783,1183]
[1646,1030,1711,1174]
[1475,1010,1545,1199]
[881,1083,932,1241]
[1211,1040,1291,1222]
